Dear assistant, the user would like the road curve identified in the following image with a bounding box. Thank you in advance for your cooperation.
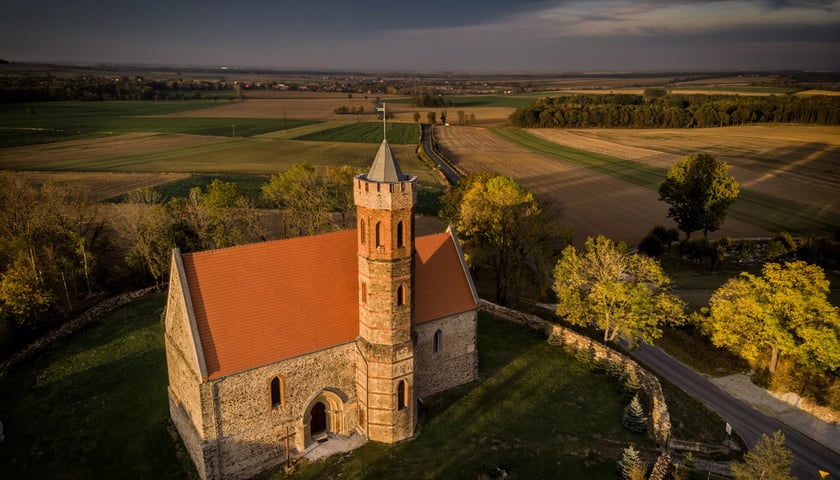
[629,343,840,479]
[421,124,460,185]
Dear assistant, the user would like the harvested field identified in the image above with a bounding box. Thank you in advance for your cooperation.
[2,171,189,201]
[532,126,840,215]
[435,126,772,247]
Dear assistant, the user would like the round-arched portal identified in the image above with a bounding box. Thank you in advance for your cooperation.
[303,389,348,448]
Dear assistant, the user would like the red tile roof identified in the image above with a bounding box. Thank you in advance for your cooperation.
[414,232,479,324]
[179,229,477,380]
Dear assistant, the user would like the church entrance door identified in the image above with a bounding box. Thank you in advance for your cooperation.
[311,401,327,436]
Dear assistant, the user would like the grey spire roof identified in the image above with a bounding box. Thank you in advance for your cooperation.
[366,139,406,183]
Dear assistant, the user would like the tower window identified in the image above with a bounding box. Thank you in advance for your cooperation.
[397,380,408,410]
[396,284,405,306]
[270,376,285,409]
[375,222,382,247]
[433,329,442,354]
[396,221,404,248]
[360,220,366,245]
[361,282,367,304]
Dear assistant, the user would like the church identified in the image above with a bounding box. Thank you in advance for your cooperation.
[163,135,480,480]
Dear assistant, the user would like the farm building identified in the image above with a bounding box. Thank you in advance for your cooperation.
[163,137,479,480]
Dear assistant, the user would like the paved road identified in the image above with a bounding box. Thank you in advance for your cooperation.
[629,343,840,479]
[421,124,460,185]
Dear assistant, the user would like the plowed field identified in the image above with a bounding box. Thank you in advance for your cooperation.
[434,125,840,246]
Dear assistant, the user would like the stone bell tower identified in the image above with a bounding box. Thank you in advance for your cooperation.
[354,125,417,443]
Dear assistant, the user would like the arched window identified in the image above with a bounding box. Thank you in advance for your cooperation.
[270,376,285,409]
[396,221,404,248]
[397,380,408,410]
[396,284,405,306]
[433,329,442,354]
[375,222,382,247]
[360,220,366,245]
[361,282,367,304]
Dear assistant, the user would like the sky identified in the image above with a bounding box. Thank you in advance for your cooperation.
[2,0,839,72]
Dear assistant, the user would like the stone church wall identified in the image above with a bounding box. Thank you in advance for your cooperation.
[414,310,478,399]
[201,341,359,480]
[165,261,208,477]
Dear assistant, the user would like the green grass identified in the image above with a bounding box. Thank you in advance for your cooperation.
[0,293,195,480]
[0,101,317,147]
[491,128,840,234]
[0,303,665,480]
[293,121,419,144]
[263,312,655,479]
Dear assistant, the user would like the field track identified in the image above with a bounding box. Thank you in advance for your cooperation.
[434,125,840,246]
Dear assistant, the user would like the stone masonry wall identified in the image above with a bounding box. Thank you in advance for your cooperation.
[414,310,478,399]
[201,341,358,480]
[479,300,672,447]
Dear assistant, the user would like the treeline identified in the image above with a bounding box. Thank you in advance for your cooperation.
[0,73,235,102]
[411,92,453,108]
[508,93,840,128]
[0,166,359,360]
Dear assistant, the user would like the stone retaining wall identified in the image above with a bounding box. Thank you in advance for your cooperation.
[0,286,159,382]
[478,300,672,447]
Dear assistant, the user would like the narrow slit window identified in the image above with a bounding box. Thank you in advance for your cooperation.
[360,220,366,245]
[375,222,382,247]
[361,282,367,304]
[270,376,285,409]
[396,221,404,248]
[397,380,407,410]
[433,329,442,354]
[397,285,405,306]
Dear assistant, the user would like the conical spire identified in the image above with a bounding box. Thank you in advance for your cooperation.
[365,103,406,183]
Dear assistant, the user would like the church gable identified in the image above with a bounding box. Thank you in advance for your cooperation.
[414,228,479,324]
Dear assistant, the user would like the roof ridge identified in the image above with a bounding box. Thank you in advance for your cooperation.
[184,229,357,258]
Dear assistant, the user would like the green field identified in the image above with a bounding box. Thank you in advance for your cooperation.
[491,128,840,235]
[293,121,419,144]
[0,298,663,480]
[0,101,317,147]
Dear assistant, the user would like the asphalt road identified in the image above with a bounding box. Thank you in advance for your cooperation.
[629,343,840,479]
[421,124,460,185]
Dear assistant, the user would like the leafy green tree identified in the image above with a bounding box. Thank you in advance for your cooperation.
[731,431,794,480]
[122,188,177,287]
[658,154,740,239]
[412,111,420,123]
[554,236,685,345]
[441,174,559,306]
[703,261,840,374]
[427,111,437,124]
[262,163,353,237]
[0,254,56,330]
[622,394,647,433]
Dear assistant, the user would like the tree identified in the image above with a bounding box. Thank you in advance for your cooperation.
[122,188,175,287]
[622,394,647,433]
[427,111,437,124]
[617,445,644,480]
[731,431,794,480]
[703,261,840,374]
[554,236,685,345]
[441,174,559,306]
[412,111,420,123]
[658,154,739,238]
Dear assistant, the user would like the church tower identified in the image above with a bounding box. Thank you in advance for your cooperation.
[354,123,417,443]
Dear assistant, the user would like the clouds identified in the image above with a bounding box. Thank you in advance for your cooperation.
[1,0,838,71]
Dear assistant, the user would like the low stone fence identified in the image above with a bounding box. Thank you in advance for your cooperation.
[0,286,159,382]
[479,300,671,446]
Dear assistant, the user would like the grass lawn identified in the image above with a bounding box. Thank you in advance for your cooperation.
[0,303,660,480]
[491,127,840,235]
[0,293,195,479]
[262,312,656,480]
